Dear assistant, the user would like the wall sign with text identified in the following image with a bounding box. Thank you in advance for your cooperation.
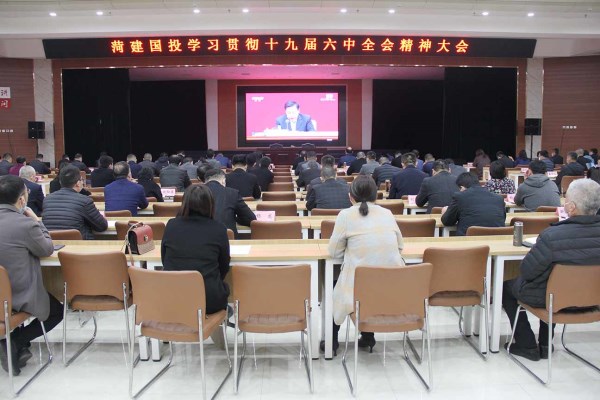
[43,35,536,59]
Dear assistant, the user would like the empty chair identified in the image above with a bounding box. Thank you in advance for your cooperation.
[262,192,296,201]
[510,216,559,235]
[104,210,132,218]
[560,175,584,195]
[267,182,294,191]
[342,264,434,395]
[536,206,558,212]
[273,176,292,183]
[466,226,514,236]
[127,268,231,398]
[431,207,443,214]
[58,251,132,366]
[250,220,302,239]
[232,264,313,393]
[423,246,491,359]
[174,193,184,202]
[311,208,342,216]
[256,202,298,216]
[396,218,436,237]
[376,201,405,215]
[507,264,600,384]
[115,221,166,240]
[273,172,292,177]
[0,266,53,396]
[153,203,180,217]
[320,219,336,239]
[49,229,83,240]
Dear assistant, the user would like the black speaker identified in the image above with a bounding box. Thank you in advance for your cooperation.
[524,118,541,136]
[28,121,45,139]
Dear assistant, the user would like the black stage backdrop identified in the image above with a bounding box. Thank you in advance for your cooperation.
[130,80,207,157]
[372,67,517,162]
[62,70,207,164]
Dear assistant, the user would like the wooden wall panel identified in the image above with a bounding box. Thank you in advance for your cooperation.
[542,56,600,153]
[0,58,37,161]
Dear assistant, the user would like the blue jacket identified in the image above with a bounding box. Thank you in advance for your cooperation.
[104,178,148,216]
[128,161,142,179]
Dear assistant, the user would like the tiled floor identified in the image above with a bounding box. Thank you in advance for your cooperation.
[2,307,599,399]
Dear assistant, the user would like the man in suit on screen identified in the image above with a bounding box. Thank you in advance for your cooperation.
[275,100,315,132]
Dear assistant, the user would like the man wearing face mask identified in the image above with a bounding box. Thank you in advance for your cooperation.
[0,175,63,376]
[502,179,600,361]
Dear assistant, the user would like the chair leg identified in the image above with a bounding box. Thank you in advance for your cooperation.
[341,302,359,396]
[401,299,432,391]
[233,300,247,394]
[199,309,206,400]
[457,284,489,360]
[302,299,314,393]
[561,325,600,373]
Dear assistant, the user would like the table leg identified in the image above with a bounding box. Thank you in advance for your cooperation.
[491,256,507,352]
[145,261,163,361]
[309,260,320,359]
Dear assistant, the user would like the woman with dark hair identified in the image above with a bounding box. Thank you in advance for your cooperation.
[485,160,516,194]
[136,167,163,201]
[514,149,530,166]
[161,185,230,314]
[326,175,404,354]
[473,148,491,179]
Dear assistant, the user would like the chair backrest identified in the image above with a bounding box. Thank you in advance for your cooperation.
[262,192,296,201]
[466,226,514,236]
[49,229,83,240]
[153,177,160,184]
[0,266,14,323]
[250,220,302,239]
[88,187,104,193]
[153,203,180,217]
[423,246,490,296]
[396,219,436,237]
[510,216,559,235]
[226,229,234,240]
[430,207,443,214]
[232,264,310,328]
[174,193,184,202]
[340,176,354,183]
[311,208,342,216]
[535,206,558,212]
[115,221,166,240]
[273,176,292,183]
[104,210,132,217]
[58,251,130,302]
[561,175,584,195]
[546,264,600,312]
[377,201,405,215]
[376,192,384,200]
[320,219,336,239]
[146,197,157,203]
[256,202,298,216]
[128,268,205,330]
[90,194,104,202]
[354,264,433,329]
[273,172,292,177]
[242,196,255,202]
[268,182,294,191]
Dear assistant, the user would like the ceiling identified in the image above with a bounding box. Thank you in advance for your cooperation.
[1,1,599,60]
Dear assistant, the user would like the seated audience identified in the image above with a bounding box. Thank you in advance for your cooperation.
[514,160,561,211]
[8,156,26,176]
[0,175,62,375]
[71,153,91,174]
[226,154,261,199]
[50,160,90,196]
[358,151,379,175]
[575,148,590,171]
[154,152,169,172]
[292,150,307,172]
[215,152,231,168]
[329,175,404,354]
[389,152,428,199]
[555,151,585,189]
[485,160,516,194]
[416,159,459,213]
[203,149,222,170]
[337,147,356,168]
[496,151,515,169]
[502,179,600,361]
[346,151,367,175]
[473,148,491,179]
[590,148,598,164]
[441,172,506,236]
[514,149,530,166]
[179,156,198,180]
[90,155,115,188]
[0,153,13,175]
[537,150,554,171]
[138,153,157,175]
[296,160,321,189]
[248,156,274,192]
[421,153,435,176]
[126,154,142,179]
[43,165,107,239]
[204,169,256,238]
[160,154,191,192]
[446,158,467,177]
[306,166,352,211]
[550,148,564,165]
[295,151,319,176]
[391,150,404,169]
[371,156,402,186]
[104,162,148,216]
[161,185,230,314]
[19,166,45,216]
[136,167,163,202]
[29,154,51,174]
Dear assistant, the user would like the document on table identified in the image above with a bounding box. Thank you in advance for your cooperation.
[230,245,251,255]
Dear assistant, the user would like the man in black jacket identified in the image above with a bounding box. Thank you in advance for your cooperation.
[205,169,256,238]
[555,151,585,190]
[306,166,351,210]
[28,154,51,175]
[389,152,428,199]
[42,165,107,239]
[159,154,191,192]
[248,156,274,192]
[225,154,261,199]
[346,151,367,175]
[0,153,13,176]
[503,179,600,361]
[416,159,459,213]
[441,172,505,236]
[90,155,115,188]
[71,153,91,173]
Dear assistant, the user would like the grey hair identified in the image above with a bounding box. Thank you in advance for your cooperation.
[19,165,36,179]
[356,152,366,158]
[379,156,389,164]
[567,178,600,215]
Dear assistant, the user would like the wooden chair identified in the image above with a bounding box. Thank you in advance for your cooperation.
[0,266,53,396]
[153,203,180,217]
[273,176,292,183]
[510,216,559,235]
[396,218,436,237]
[342,264,434,395]
[115,221,166,240]
[560,175,584,195]
[320,220,336,239]
[262,192,296,201]
[466,226,514,236]
[376,192,383,200]
[146,197,157,203]
[153,177,160,184]
[49,229,83,240]
[310,208,342,216]
[267,182,294,191]
[226,229,234,240]
[340,176,354,183]
[536,206,558,212]
[376,201,405,215]
[232,264,313,393]
[58,251,132,366]
[250,221,302,239]
[242,197,255,202]
[431,207,444,214]
[127,268,231,398]
[507,264,600,384]
[104,210,132,218]
[90,194,104,202]
[174,193,184,202]
[256,202,298,216]
[88,187,104,193]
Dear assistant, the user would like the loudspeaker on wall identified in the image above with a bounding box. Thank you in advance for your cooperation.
[524,118,541,136]
[28,121,45,139]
